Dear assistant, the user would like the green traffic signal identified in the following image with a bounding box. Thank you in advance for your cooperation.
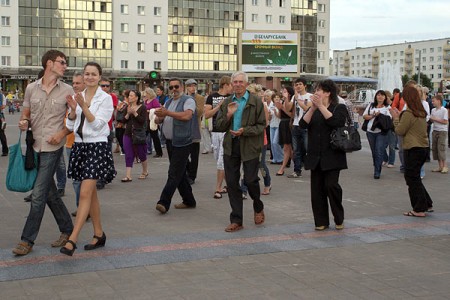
[149,71,158,79]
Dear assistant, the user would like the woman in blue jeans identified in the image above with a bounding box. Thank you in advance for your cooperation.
[363,90,392,179]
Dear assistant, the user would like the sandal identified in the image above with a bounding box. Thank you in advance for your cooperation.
[138,173,149,179]
[12,241,33,256]
[262,186,272,195]
[220,186,228,194]
[254,210,265,225]
[403,211,426,217]
[225,223,243,232]
[121,177,132,182]
[213,191,222,199]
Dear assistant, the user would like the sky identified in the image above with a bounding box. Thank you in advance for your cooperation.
[330,0,450,51]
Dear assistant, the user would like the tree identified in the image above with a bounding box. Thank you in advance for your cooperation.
[401,74,409,87]
[411,73,433,90]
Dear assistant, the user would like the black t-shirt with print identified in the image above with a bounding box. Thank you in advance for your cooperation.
[206,92,229,132]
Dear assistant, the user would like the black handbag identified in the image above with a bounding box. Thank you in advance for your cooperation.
[361,104,371,132]
[116,104,127,123]
[132,119,147,145]
[330,106,362,153]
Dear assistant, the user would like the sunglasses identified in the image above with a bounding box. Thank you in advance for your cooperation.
[54,60,67,66]
[168,85,180,90]
[100,84,110,87]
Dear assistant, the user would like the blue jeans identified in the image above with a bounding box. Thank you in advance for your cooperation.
[146,131,153,154]
[366,132,388,177]
[260,145,271,187]
[157,140,196,211]
[269,126,283,163]
[291,126,307,173]
[21,148,73,245]
[383,129,396,165]
[398,135,405,171]
[66,147,81,207]
[55,151,66,190]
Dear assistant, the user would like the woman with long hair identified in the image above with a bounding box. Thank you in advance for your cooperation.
[121,90,149,182]
[60,62,116,256]
[275,86,294,176]
[299,79,348,230]
[362,90,392,179]
[390,86,433,217]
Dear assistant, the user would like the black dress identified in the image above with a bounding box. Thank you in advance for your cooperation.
[278,103,292,145]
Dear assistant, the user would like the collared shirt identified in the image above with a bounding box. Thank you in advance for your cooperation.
[23,78,74,152]
[232,90,249,131]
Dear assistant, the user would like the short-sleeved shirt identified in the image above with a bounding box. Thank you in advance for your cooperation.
[23,78,73,152]
[107,92,118,130]
[291,92,312,126]
[162,96,196,140]
[431,106,448,132]
[205,92,229,132]
[363,104,391,133]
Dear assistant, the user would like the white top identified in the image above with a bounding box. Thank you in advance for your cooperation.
[291,92,312,126]
[431,106,448,132]
[363,104,392,133]
[268,101,280,128]
[402,100,430,122]
[66,87,113,143]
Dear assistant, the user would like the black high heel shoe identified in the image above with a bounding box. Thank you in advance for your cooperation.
[60,240,77,256]
[84,232,106,251]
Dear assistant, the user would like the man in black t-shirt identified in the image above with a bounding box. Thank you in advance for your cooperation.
[204,76,232,198]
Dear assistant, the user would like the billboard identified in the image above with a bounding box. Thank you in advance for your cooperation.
[239,30,300,77]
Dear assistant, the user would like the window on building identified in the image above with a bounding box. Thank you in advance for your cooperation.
[138,42,145,52]
[318,4,325,12]
[252,14,258,22]
[224,11,229,19]
[317,67,324,74]
[120,5,128,14]
[430,56,434,62]
[120,42,128,51]
[88,20,95,30]
[188,43,194,53]
[100,2,106,12]
[438,73,442,78]
[279,16,285,24]
[400,51,404,55]
[234,12,239,21]
[422,65,426,71]
[1,36,10,46]
[308,0,313,9]
[279,0,285,7]
[422,57,426,62]
[172,42,178,52]
[153,43,161,52]
[387,52,391,57]
[317,35,324,43]
[121,23,128,33]
[1,56,11,66]
[431,65,434,70]
[1,16,10,26]
[318,20,325,27]
[318,51,325,60]
[154,25,161,34]
[154,61,161,70]
[422,48,426,54]
[265,15,272,23]
[188,8,194,17]
[1,0,11,6]
[137,61,145,70]
[173,25,178,34]
[438,47,442,52]
[252,0,258,5]
[154,7,161,16]
[224,45,229,54]
[138,24,145,33]
[438,56,442,61]
[214,61,220,71]
[137,6,145,15]
[266,0,272,6]
[430,48,434,53]
[189,26,194,34]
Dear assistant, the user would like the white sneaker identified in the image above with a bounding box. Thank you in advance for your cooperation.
[387,164,394,168]
[1,122,6,130]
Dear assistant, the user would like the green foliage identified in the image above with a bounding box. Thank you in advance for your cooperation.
[401,73,432,90]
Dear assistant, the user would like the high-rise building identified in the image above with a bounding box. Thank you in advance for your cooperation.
[0,0,330,93]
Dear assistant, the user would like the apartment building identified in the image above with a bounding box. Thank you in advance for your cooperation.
[333,38,450,90]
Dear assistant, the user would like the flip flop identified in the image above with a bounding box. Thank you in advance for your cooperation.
[276,171,284,176]
[121,177,132,182]
[138,173,149,179]
[213,191,222,199]
[261,186,272,195]
[225,223,243,232]
[220,186,228,194]
[403,211,425,217]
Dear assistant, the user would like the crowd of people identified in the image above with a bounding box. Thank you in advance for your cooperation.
[6,49,449,257]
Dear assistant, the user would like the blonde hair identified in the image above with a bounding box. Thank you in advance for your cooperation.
[143,87,156,99]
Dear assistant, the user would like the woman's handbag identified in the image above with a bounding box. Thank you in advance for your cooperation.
[361,104,371,132]
[132,121,147,145]
[6,132,38,192]
[330,107,362,153]
[115,104,127,123]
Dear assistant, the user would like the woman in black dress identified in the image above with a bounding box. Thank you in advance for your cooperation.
[275,86,294,176]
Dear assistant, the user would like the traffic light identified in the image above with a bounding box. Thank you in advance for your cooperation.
[283,77,290,81]
[149,71,159,79]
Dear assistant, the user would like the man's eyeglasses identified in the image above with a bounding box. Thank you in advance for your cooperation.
[54,60,67,66]
[168,85,180,90]
[100,84,110,88]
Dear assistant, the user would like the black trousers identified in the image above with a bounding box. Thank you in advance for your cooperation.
[149,129,162,156]
[404,147,433,212]
[0,119,7,155]
[115,128,125,153]
[186,142,200,181]
[223,138,263,225]
[310,168,344,227]
[158,140,196,211]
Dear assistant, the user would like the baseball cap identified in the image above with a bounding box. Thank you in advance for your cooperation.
[185,79,197,86]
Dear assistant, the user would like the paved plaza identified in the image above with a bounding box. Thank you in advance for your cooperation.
[1,112,450,299]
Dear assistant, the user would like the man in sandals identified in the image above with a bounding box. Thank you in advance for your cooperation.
[215,71,266,232]
[12,50,74,256]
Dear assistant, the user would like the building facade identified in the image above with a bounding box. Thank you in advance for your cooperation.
[333,38,450,90]
[1,0,331,94]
